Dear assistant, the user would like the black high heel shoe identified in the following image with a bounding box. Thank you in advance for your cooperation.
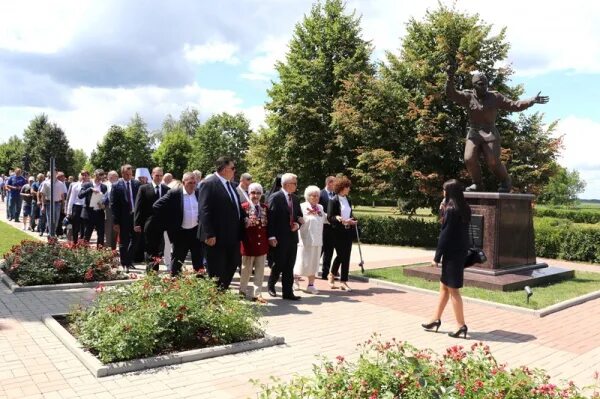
[448,325,468,338]
[421,319,441,332]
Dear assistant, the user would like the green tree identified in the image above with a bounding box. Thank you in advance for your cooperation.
[71,149,88,175]
[334,5,561,211]
[22,114,75,175]
[538,165,586,206]
[152,129,192,179]
[189,112,252,175]
[259,0,374,186]
[0,136,25,174]
[124,114,154,168]
[177,108,201,137]
[90,125,129,172]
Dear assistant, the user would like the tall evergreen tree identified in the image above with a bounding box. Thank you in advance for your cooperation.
[22,114,75,175]
[254,0,374,185]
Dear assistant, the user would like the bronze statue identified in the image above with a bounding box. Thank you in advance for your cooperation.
[446,65,549,192]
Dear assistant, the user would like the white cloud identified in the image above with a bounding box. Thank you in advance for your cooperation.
[183,41,240,65]
[556,117,600,198]
[241,36,289,81]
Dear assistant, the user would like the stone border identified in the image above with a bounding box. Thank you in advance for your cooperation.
[349,274,600,317]
[0,267,134,293]
[43,313,285,377]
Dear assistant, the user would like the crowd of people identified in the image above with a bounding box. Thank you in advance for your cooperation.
[2,160,472,337]
[0,157,361,303]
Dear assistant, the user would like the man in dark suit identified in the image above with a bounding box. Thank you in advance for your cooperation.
[198,157,245,290]
[78,169,108,247]
[319,175,336,279]
[134,167,170,270]
[109,164,140,272]
[153,172,202,276]
[267,173,303,300]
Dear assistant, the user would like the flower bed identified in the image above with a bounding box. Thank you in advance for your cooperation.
[256,334,598,398]
[67,273,266,364]
[1,238,126,287]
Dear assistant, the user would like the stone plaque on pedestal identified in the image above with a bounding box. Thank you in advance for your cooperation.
[404,192,574,291]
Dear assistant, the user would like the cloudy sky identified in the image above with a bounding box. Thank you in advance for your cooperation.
[1,0,599,197]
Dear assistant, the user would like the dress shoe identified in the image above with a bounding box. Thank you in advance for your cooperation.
[267,286,277,297]
[282,294,301,301]
[448,325,468,339]
[465,183,480,192]
[421,319,441,332]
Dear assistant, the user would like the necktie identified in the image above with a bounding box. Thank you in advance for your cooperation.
[155,185,160,199]
[225,181,240,217]
[329,191,334,199]
[255,204,260,218]
[288,193,294,226]
[126,181,132,213]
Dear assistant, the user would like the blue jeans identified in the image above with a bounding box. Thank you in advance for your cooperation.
[44,202,62,234]
[9,194,22,221]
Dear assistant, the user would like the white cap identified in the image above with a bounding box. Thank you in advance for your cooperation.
[135,168,151,180]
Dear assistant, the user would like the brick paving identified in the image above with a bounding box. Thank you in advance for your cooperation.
[1,201,600,398]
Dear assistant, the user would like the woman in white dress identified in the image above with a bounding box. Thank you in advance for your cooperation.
[294,185,328,294]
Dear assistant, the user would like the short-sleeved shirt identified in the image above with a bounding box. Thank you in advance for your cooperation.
[20,184,33,204]
[40,179,68,202]
[7,175,26,197]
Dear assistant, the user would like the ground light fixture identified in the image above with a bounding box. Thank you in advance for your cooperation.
[524,285,533,304]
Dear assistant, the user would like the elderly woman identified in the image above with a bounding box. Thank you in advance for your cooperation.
[239,182,269,302]
[293,185,328,294]
[327,176,357,291]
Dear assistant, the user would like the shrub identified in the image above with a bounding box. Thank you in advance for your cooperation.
[534,218,600,262]
[2,238,125,286]
[255,334,597,399]
[68,273,264,363]
[358,215,439,247]
[535,207,600,224]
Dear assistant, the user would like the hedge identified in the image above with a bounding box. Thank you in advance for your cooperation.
[534,207,600,224]
[357,215,438,247]
[357,214,600,264]
[534,217,600,262]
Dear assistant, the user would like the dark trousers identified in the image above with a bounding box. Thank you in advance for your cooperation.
[84,209,105,247]
[268,237,297,297]
[171,227,203,276]
[117,214,136,267]
[30,202,40,231]
[205,241,240,289]
[331,228,353,282]
[71,204,84,243]
[321,225,335,278]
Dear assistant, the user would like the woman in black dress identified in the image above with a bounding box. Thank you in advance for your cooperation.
[422,179,471,338]
[327,176,357,291]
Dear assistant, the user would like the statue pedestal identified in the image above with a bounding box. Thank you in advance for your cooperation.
[404,192,573,291]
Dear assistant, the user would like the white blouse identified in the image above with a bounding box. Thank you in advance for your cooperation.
[339,195,351,220]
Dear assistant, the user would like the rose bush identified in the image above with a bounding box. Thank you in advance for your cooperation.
[68,273,264,363]
[255,334,599,399]
[2,238,125,286]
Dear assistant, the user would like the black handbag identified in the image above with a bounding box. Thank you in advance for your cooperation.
[464,222,486,268]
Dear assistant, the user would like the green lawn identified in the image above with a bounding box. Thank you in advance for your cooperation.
[352,264,600,310]
[0,220,39,257]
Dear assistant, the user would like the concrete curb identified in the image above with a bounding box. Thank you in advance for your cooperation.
[349,274,600,317]
[0,267,134,293]
[43,313,285,378]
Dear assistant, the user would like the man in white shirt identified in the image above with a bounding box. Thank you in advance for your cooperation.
[236,173,252,204]
[66,171,90,243]
[104,170,119,250]
[39,171,68,236]
[153,172,203,276]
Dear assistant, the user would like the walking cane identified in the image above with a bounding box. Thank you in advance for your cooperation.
[354,223,365,274]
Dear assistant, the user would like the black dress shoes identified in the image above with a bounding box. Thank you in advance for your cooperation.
[282,294,301,301]
[267,286,277,297]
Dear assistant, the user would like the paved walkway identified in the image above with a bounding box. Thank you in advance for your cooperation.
[1,201,600,398]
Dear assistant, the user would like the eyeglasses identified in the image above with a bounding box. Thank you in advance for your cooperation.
[249,191,262,195]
